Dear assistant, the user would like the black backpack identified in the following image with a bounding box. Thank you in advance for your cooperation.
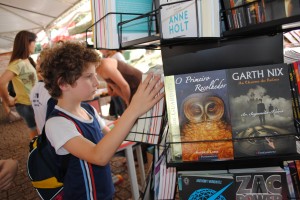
[27,112,82,200]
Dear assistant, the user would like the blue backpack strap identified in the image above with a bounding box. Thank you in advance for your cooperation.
[46,97,58,120]
[40,110,86,182]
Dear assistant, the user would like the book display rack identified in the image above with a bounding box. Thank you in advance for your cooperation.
[87,0,300,199]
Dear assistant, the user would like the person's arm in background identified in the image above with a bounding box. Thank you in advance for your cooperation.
[0,159,18,190]
[97,58,131,105]
[0,70,16,107]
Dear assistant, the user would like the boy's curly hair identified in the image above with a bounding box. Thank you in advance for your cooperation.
[41,42,100,98]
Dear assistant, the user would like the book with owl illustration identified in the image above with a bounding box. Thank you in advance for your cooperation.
[165,70,234,162]
[178,172,235,200]
[227,63,297,158]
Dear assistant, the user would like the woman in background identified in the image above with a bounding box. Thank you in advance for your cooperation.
[99,50,142,117]
[0,30,38,139]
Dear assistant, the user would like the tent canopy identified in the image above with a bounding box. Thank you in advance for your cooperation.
[0,0,82,53]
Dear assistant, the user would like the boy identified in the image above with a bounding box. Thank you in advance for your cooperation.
[40,42,164,199]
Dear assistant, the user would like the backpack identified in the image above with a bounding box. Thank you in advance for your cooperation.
[27,111,83,200]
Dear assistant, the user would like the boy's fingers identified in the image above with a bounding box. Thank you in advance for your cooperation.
[148,82,164,99]
[139,74,153,91]
[144,75,160,94]
[150,92,165,106]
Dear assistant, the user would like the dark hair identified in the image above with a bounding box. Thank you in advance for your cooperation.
[41,41,101,98]
[9,30,37,63]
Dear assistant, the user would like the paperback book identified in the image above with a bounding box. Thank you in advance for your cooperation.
[178,172,235,200]
[227,63,297,158]
[165,70,234,162]
[244,0,265,25]
[159,0,199,39]
[126,72,165,144]
[159,0,220,39]
[223,0,247,29]
[91,0,156,49]
[230,167,289,200]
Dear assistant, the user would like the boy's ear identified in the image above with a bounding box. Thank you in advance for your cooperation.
[57,77,70,91]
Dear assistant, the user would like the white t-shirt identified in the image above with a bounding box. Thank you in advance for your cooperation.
[30,81,51,134]
[111,52,126,63]
[45,105,106,155]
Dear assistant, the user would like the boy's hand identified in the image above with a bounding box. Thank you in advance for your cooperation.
[0,159,18,190]
[128,74,164,117]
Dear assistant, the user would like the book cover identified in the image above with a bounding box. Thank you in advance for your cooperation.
[231,167,289,200]
[227,63,297,158]
[165,70,234,162]
[160,0,199,39]
[178,173,235,200]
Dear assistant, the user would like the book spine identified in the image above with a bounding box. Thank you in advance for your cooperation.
[291,63,300,132]
[222,0,235,30]
[287,161,300,198]
[283,161,297,199]
[288,64,300,133]
[244,0,257,25]
[229,0,240,28]
[165,76,182,161]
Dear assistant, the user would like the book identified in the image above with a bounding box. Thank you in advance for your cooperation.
[263,0,286,22]
[159,0,220,39]
[199,0,220,37]
[222,0,235,30]
[159,0,199,39]
[283,161,297,199]
[287,63,300,133]
[287,161,300,198]
[296,160,300,180]
[154,151,177,200]
[165,70,234,162]
[230,167,289,200]
[178,172,235,200]
[227,63,298,158]
[126,72,165,144]
[244,0,265,25]
[229,0,247,28]
[91,0,156,49]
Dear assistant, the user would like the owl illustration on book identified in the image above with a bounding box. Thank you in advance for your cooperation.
[179,92,233,161]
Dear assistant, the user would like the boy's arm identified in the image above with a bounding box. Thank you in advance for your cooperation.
[63,74,164,166]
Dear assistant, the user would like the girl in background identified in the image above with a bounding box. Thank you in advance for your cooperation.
[0,30,38,139]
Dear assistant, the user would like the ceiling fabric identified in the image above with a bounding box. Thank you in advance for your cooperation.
[0,0,82,53]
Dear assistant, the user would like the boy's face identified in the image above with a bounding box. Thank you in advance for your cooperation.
[72,63,99,101]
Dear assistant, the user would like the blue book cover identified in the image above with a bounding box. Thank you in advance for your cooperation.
[178,173,235,200]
